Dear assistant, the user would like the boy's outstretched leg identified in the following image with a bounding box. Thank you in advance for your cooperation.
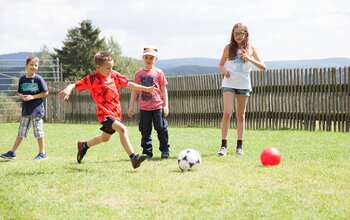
[112,119,147,169]
[77,132,112,163]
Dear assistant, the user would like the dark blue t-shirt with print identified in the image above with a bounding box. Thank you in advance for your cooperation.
[18,74,48,116]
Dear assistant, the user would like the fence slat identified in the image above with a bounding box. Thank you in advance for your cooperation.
[37,67,350,132]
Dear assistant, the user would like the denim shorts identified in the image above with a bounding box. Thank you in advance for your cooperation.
[222,87,251,96]
[18,115,44,138]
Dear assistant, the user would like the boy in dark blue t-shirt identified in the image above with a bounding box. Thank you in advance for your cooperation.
[1,56,49,160]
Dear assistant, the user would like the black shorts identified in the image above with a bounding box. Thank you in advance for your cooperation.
[100,116,116,135]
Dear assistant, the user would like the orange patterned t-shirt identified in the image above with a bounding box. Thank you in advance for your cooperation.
[75,71,129,122]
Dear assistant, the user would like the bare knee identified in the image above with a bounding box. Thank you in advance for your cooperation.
[114,123,127,135]
[223,111,232,120]
[236,112,245,123]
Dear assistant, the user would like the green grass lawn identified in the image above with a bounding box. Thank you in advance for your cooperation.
[0,123,349,219]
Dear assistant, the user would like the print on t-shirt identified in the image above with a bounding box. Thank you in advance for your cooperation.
[141,76,155,102]
[21,82,39,93]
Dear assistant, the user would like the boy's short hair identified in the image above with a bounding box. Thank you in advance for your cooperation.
[143,47,158,57]
[26,55,40,65]
[94,52,114,65]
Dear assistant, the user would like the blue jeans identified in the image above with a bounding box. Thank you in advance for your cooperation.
[139,109,169,157]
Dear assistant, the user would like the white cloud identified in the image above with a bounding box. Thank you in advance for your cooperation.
[0,0,349,61]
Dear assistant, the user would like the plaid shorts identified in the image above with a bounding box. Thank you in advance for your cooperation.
[18,115,44,138]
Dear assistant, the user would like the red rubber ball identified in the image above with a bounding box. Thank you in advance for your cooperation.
[260,147,281,166]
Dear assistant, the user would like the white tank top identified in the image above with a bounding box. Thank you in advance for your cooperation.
[221,47,253,91]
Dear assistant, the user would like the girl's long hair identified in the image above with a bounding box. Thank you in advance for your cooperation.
[228,23,250,61]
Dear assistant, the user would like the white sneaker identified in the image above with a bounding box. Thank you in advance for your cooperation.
[218,147,227,156]
[236,148,244,155]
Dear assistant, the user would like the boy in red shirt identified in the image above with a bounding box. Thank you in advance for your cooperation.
[59,52,157,169]
[128,47,170,159]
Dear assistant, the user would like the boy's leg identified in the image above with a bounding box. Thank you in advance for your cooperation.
[139,110,154,158]
[77,130,112,163]
[11,136,23,152]
[1,117,29,159]
[153,109,170,158]
[112,120,134,155]
[87,132,112,147]
[112,119,147,169]
[0,135,21,159]
[32,115,45,153]
[15,116,31,151]
[32,115,48,160]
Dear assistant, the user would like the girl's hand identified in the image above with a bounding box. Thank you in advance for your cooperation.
[223,70,231,78]
[239,49,250,62]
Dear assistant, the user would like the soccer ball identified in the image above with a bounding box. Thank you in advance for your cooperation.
[177,149,201,171]
[260,147,281,166]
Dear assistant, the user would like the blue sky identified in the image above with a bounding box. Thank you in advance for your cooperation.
[0,0,349,61]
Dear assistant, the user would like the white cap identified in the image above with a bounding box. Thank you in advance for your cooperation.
[143,47,158,56]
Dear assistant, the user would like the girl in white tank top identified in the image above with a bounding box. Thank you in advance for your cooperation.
[217,23,266,157]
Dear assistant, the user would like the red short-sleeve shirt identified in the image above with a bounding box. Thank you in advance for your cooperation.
[75,71,129,122]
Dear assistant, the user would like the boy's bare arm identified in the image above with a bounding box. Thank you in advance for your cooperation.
[126,82,159,93]
[161,86,169,116]
[20,91,49,101]
[127,89,138,117]
[58,83,76,101]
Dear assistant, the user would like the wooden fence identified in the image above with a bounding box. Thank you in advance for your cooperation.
[46,67,350,132]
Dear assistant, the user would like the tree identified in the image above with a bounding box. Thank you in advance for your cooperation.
[105,37,142,79]
[54,20,106,80]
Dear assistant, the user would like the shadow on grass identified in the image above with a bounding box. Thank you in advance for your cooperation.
[10,171,54,176]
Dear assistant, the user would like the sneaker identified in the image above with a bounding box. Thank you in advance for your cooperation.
[218,147,227,156]
[145,154,153,159]
[142,150,153,159]
[1,150,16,160]
[236,148,244,155]
[161,151,170,159]
[77,141,88,163]
[33,153,48,160]
[131,154,147,169]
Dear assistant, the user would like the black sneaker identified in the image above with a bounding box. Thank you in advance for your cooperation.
[161,151,170,159]
[77,141,88,163]
[1,150,16,160]
[131,154,147,169]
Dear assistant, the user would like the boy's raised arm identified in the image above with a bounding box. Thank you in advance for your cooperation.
[126,82,158,93]
[58,83,76,101]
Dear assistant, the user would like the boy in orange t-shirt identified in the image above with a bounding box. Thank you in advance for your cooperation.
[59,52,157,169]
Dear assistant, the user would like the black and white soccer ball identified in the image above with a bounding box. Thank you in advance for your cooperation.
[177,149,201,171]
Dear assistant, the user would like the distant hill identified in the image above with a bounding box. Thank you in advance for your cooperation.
[157,58,219,69]
[0,52,34,60]
[158,57,350,76]
[1,52,349,76]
